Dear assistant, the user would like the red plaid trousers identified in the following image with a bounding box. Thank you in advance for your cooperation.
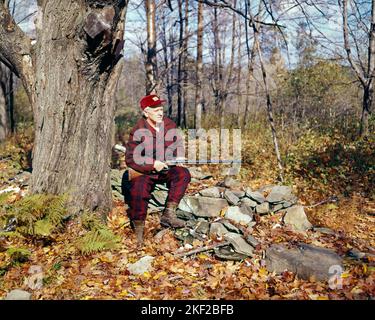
[122,166,191,221]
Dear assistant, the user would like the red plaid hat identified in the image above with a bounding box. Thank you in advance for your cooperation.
[139,94,166,110]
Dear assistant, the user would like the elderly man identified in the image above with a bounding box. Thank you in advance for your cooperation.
[122,94,191,247]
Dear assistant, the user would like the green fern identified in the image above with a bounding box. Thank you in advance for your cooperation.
[75,212,120,255]
[33,219,55,237]
[0,231,24,239]
[7,194,68,237]
[6,247,31,263]
[0,192,12,206]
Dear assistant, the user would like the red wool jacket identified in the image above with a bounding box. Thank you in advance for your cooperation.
[125,116,185,174]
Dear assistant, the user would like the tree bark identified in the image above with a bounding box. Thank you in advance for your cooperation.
[0,0,129,214]
[8,68,13,132]
[145,0,157,94]
[0,63,8,141]
[182,0,189,128]
[161,10,173,118]
[340,0,374,137]
[194,0,203,130]
[251,2,284,182]
[212,2,223,126]
[177,0,184,127]
[242,0,255,128]
[0,0,35,106]
[361,84,372,136]
[236,22,242,128]
[361,0,375,136]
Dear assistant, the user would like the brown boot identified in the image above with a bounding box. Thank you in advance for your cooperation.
[131,220,145,247]
[160,202,186,228]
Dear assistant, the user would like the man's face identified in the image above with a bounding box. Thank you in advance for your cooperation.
[144,105,164,123]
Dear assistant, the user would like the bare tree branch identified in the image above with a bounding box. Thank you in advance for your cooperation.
[195,0,286,28]
[339,0,366,86]
[0,2,35,103]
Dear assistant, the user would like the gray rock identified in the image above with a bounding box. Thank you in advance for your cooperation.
[188,167,212,180]
[239,204,255,219]
[127,256,154,275]
[239,203,254,217]
[283,206,312,232]
[347,248,367,260]
[224,232,254,257]
[272,203,284,212]
[151,190,168,206]
[225,206,253,225]
[195,219,210,234]
[176,209,195,221]
[111,169,123,185]
[198,187,222,198]
[148,201,163,213]
[282,201,294,208]
[178,197,194,213]
[313,227,336,236]
[247,221,257,228]
[221,220,242,234]
[246,235,260,248]
[266,243,343,281]
[26,265,44,290]
[224,189,240,205]
[266,185,296,204]
[186,219,197,228]
[214,246,248,261]
[12,171,32,186]
[5,289,31,300]
[231,190,246,198]
[246,191,266,204]
[209,222,229,239]
[256,202,270,215]
[241,197,258,208]
[174,228,194,244]
[178,196,228,217]
[257,184,277,193]
[111,169,125,199]
[223,176,242,189]
[244,186,253,194]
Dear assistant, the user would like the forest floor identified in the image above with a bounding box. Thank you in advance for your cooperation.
[0,127,374,300]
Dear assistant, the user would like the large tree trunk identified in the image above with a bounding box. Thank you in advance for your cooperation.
[0,63,17,141]
[0,65,7,141]
[8,69,13,132]
[0,0,128,214]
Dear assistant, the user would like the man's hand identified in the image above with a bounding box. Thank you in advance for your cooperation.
[154,160,169,172]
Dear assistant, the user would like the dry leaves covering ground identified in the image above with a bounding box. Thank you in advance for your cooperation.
[0,130,374,300]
